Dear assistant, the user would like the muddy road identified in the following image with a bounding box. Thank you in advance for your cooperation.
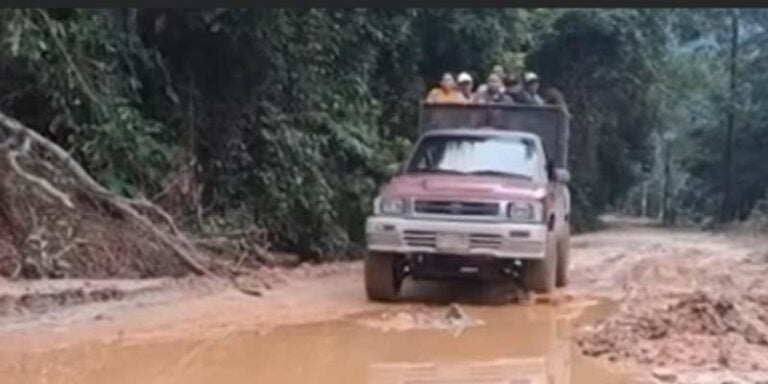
[1,217,768,384]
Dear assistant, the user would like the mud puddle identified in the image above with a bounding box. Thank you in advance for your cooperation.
[0,298,627,384]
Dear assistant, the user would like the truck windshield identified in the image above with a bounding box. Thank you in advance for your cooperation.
[406,135,541,179]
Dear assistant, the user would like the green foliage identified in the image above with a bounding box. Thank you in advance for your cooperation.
[615,9,768,227]
[8,8,766,257]
[131,9,537,253]
[527,9,666,228]
[1,9,174,196]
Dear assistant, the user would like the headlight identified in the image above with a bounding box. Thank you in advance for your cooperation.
[375,196,407,216]
[506,200,544,223]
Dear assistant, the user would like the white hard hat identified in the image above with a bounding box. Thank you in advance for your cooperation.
[457,72,473,84]
[524,72,539,83]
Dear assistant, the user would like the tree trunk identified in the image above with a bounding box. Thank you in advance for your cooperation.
[641,181,648,218]
[661,140,671,225]
[721,9,739,223]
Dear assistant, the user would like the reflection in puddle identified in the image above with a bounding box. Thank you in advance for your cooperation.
[0,301,627,384]
[369,358,555,384]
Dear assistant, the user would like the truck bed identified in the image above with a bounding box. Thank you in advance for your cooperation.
[417,103,570,169]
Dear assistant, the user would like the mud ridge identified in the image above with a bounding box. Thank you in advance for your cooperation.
[579,291,768,371]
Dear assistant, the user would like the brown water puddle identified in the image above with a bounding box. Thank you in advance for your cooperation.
[0,300,628,384]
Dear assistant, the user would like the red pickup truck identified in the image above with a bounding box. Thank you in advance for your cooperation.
[365,103,571,301]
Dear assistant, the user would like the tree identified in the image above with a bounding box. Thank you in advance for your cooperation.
[527,9,666,228]
[721,9,739,222]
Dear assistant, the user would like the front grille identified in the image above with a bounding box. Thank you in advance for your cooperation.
[403,230,437,248]
[403,231,543,255]
[414,200,500,216]
[469,233,503,249]
[404,231,503,250]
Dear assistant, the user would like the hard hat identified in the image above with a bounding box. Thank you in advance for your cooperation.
[457,72,473,84]
[524,72,539,83]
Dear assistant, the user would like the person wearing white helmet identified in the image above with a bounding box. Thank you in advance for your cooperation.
[521,71,545,106]
[457,72,474,100]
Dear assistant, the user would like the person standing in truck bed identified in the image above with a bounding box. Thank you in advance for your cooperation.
[504,70,526,103]
[543,87,571,117]
[518,72,545,106]
[425,72,468,104]
[475,64,507,95]
[472,73,513,104]
[457,72,474,100]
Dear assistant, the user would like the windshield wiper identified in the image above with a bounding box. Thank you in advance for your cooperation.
[408,168,466,175]
[467,170,532,179]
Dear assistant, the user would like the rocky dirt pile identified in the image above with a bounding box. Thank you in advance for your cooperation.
[567,224,768,379]
[578,291,768,371]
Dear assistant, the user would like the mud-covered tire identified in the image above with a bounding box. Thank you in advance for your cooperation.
[523,235,557,294]
[364,252,403,302]
[556,229,571,288]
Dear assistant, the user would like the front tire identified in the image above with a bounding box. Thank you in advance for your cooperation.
[364,252,403,301]
[522,234,557,294]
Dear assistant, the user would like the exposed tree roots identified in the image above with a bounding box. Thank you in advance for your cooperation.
[0,110,270,294]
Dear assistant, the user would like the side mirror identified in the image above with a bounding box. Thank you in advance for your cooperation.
[385,162,403,177]
[554,168,570,183]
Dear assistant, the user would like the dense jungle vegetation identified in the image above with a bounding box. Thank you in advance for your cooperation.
[2,8,767,259]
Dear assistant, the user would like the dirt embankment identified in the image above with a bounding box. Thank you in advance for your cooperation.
[0,110,287,285]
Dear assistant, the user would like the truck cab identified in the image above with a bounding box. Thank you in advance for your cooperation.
[365,103,571,301]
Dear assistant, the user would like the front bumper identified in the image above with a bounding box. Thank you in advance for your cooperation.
[366,216,548,260]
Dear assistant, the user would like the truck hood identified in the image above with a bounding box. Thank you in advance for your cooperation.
[381,173,547,200]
